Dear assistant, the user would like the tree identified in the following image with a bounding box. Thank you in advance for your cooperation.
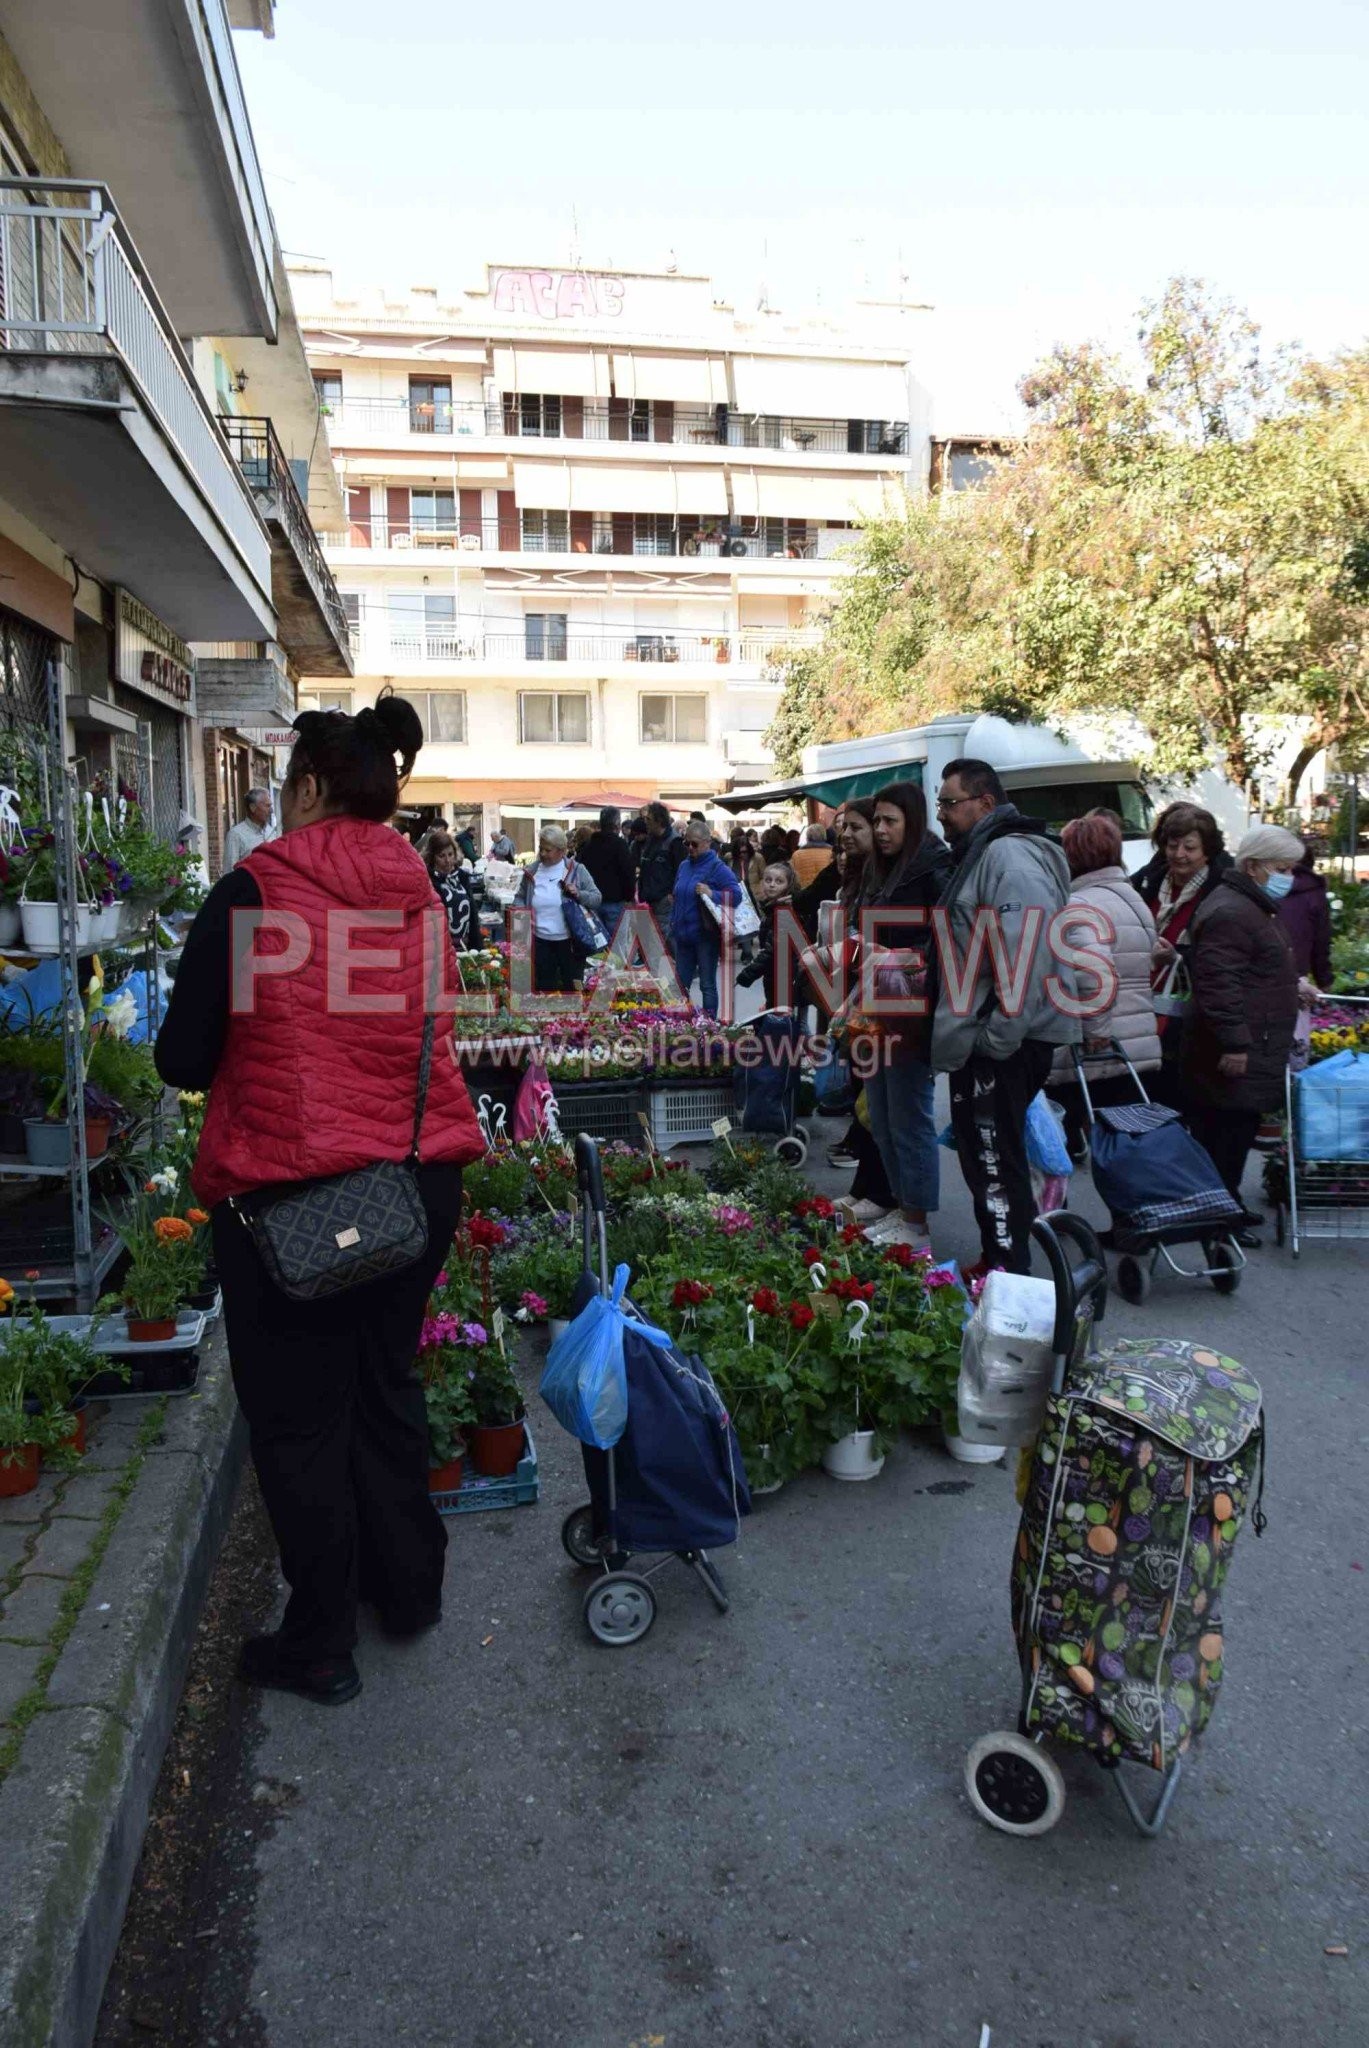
[769,281,1369,799]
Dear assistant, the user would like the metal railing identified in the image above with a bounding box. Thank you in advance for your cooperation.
[320,393,907,455]
[347,619,821,668]
[219,414,353,653]
[321,516,825,560]
[0,179,269,577]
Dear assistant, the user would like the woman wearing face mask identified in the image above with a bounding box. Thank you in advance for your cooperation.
[1181,823,1303,1232]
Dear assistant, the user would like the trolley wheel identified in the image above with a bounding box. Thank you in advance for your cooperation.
[776,1132,808,1166]
[964,1731,1066,1837]
[1209,1240,1241,1295]
[583,1572,657,1647]
[1274,1204,1286,1249]
[561,1504,604,1568]
[1115,1254,1150,1305]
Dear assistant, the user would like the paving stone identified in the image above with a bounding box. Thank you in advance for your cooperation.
[24,1516,99,1582]
[0,1473,66,1525]
[50,1468,124,1520]
[0,1522,34,1581]
[0,1569,70,1643]
[0,1639,45,1724]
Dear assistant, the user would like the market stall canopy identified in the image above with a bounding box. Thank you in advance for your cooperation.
[713,759,923,813]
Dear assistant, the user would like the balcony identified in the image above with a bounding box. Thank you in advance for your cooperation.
[321,393,908,457]
[0,0,277,338]
[322,516,839,564]
[220,416,355,676]
[0,181,275,640]
[348,619,820,679]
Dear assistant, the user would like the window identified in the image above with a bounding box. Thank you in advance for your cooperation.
[313,372,342,414]
[410,488,455,534]
[519,692,590,744]
[632,514,676,556]
[409,376,452,434]
[519,393,562,437]
[299,689,354,714]
[525,613,568,661]
[413,692,467,744]
[521,509,569,553]
[640,694,707,745]
[386,593,455,656]
[341,593,361,641]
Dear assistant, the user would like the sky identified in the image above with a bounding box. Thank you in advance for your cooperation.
[237,0,1369,432]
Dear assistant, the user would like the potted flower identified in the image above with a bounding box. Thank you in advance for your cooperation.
[98,1178,210,1340]
[467,1342,526,1476]
[423,1360,478,1492]
[19,846,93,953]
[0,1282,124,1457]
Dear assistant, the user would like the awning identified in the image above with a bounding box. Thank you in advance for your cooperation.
[731,354,910,419]
[492,344,611,398]
[713,760,924,812]
[513,459,571,509]
[671,467,728,515]
[562,466,675,514]
[612,351,728,404]
[730,470,900,523]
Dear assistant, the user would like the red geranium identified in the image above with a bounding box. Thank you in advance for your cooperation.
[825,1275,878,1303]
[801,1246,824,1267]
[751,1287,782,1317]
[883,1242,918,1267]
[787,1300,815,1331]
[672,1279,713,1309]
[465,1214,507,1249]
[840,1224,865,1245]
[795,1196,836,1221]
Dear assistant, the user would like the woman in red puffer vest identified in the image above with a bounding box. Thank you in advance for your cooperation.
[156,694,484,1707]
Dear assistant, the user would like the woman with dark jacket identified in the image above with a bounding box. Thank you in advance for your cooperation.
[1182,823,1303,1223]
[858,782,953,1251]
[155,697,485,1706]
[1276,847,1333,987]
[424,826,474,950]
[1133,802,1232,1107]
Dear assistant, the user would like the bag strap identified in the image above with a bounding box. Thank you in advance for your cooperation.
[406,976,438,1165]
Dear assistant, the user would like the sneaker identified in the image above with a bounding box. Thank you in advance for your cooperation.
[826,1145,858,1169]
[840,1198,891,1226]
[874,1217,933,1253]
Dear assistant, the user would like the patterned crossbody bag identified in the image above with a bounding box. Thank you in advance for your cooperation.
[230,1012,435,1301]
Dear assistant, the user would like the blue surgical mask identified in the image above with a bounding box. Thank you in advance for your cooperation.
[1263,870,1295,900]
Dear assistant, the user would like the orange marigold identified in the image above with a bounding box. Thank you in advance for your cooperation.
[186,1208,209,1227]
[0,1278,13,1312]
[154,1216,193,1244]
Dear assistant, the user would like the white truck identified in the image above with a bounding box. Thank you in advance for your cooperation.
[723,714,1160,870]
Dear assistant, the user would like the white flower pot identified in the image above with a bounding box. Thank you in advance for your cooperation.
[943,1429,1005,1465]
[90,903,122,947]
[20,901,93,952]
[0,901,20,948]
[821,1429,885,1482]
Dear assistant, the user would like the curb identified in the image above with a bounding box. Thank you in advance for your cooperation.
[0,1330,245,2048]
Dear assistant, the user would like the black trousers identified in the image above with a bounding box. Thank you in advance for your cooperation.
[213,1164,464,1662]
[847,1108,896,1208]
[949,1041,1054,1273]
[534,934,577,993]
[1184,1105,1261,1208]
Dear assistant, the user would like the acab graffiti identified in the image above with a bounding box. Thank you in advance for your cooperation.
[491,269,625,320]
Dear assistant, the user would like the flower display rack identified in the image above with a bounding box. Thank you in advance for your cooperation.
[432,1422,539,1515]
[547,1079,647,1147]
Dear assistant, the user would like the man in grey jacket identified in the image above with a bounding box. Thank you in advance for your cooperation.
[932,759,1079,1274]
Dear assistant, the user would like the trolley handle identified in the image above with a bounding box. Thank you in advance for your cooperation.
[1031,1212,1108,1361]
[1069,1037,1153,1127]
[575,1132,606,1215]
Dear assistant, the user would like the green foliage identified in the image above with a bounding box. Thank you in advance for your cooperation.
[462,1151,532,1217]
[424,1366,478,1464]
[768,280,1369,798]
[0,1023,161,1117]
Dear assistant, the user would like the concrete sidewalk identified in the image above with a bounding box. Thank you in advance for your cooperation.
[0,1330,243,2048]
[178,1126,1368,2048]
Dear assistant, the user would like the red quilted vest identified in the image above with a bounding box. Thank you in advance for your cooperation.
[193,815,484,1210]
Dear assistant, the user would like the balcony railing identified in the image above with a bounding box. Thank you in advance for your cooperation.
[322,517,830,560]
[320,394,908,456]
[0,179,268,575]
[347,621,821,669]
[219,414,353,653]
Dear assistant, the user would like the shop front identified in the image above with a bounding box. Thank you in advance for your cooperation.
[111,589,197,841]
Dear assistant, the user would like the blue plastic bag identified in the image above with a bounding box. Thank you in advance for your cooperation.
[540,1264,657,1449]
[1296,1049,1369,1162]
[1024,1092,1072,1178]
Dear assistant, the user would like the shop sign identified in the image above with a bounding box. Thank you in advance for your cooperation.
[115,590,196,714]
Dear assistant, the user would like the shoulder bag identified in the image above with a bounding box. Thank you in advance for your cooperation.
[562,863,608,959]
[230,1012,435,1301]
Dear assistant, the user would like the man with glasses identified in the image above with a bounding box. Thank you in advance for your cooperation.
[931,758,1079,1277]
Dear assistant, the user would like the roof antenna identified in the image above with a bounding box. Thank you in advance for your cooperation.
[569,204,581,269]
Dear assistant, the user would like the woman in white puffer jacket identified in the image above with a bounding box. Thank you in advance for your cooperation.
[1047,813,1161,1156]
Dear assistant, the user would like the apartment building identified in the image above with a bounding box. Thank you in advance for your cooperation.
[0,0,352,871]
[292,260,929,850]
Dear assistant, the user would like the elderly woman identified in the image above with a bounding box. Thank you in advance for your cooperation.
[1181,822,1303,1230]
[1047,813,1161,1156]
[670,815,740,1017]
[1132,801,1232,1106]
[514,824,601,994]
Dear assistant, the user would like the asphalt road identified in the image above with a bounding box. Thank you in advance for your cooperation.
[117,1104,1369,2048]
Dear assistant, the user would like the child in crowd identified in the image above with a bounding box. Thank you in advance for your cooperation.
[738,861,804,1011]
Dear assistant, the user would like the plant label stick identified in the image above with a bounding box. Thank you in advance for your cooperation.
[710,1115,737,1156]
[493,1307,506,1355]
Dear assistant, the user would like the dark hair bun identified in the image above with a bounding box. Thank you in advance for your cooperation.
[368,692,423,775]
[286,689,422,823]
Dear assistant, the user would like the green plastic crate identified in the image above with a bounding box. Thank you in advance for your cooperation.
[433,1422,539,1515]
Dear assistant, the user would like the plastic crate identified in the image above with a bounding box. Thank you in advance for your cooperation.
[548,1079,647,1146]
[647,1081,735,1149]
[433,1422,539,1515]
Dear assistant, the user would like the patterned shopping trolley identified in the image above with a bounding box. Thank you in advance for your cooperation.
[965,1218,1267,1838]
